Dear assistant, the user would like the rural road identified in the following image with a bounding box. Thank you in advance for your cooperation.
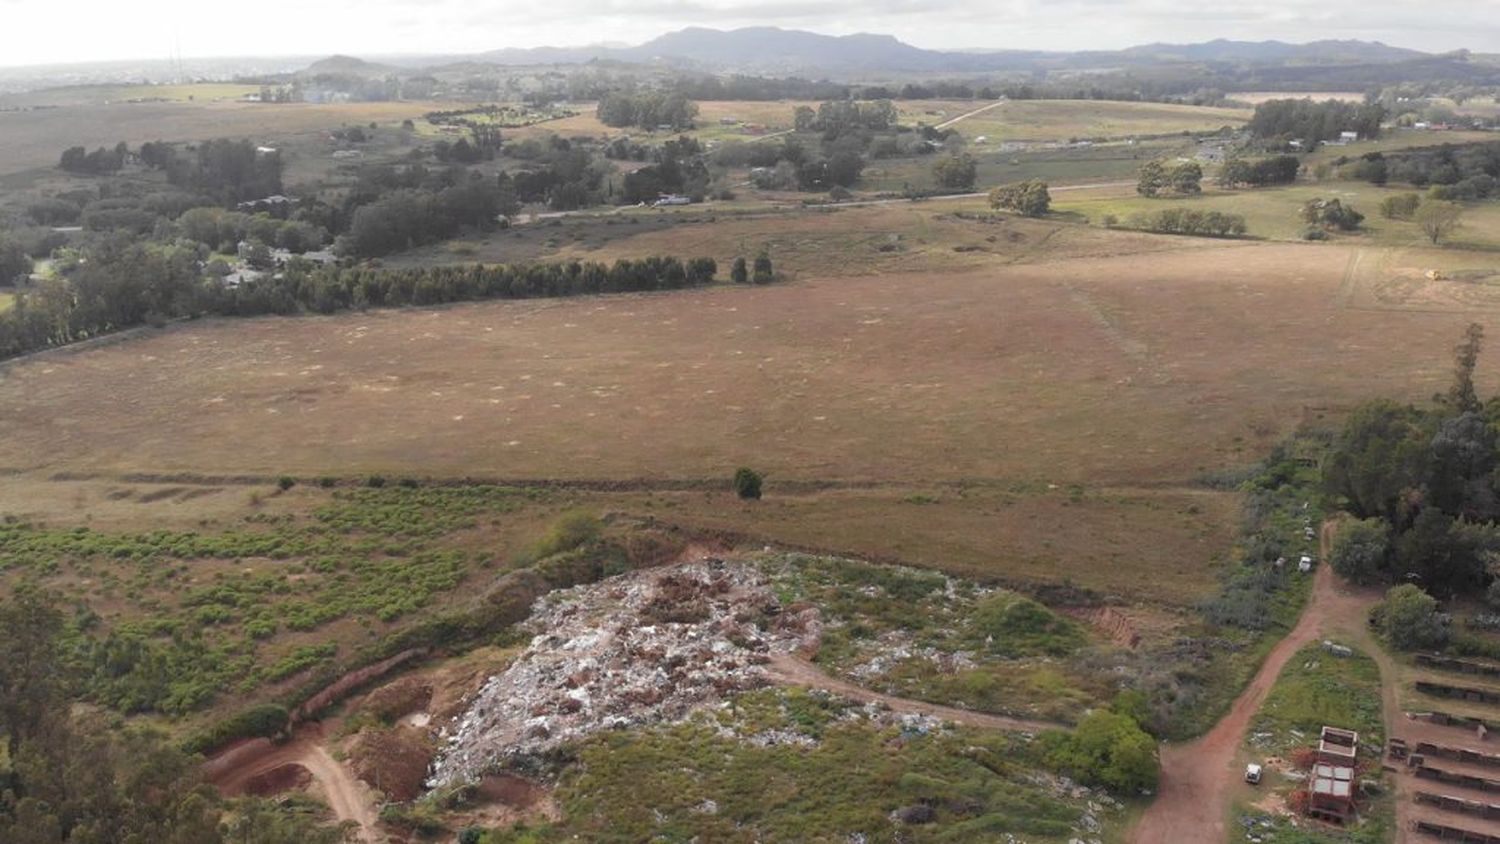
[766,652,1061,733]
[207,725,381,843]
[1131,521,1386,843]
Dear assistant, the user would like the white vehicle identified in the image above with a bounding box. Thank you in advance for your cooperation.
[1245,763,1263,785]
[1299,555,1314,573]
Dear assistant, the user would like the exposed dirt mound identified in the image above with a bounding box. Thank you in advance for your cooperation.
[1063,606,1141,649]
[476,773,548,809]
[242,762,313,797]
[349,726,436,802]
[360,677,433,724]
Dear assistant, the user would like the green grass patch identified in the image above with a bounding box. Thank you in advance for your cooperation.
[1250,643,1384,757]
[480,688,1123,843]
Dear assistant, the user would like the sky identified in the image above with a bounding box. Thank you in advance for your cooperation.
[0,0,1497,67]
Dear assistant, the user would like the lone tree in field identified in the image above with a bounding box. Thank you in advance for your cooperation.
[1136,160,1167,197]
[731,256,749,284]
[733,467,763,500]
[1415,200,1463,244]
[752,253,774,284]
[989,180,1051,217]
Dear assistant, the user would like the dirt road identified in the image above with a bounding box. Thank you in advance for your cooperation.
[1132,521,1379,844]
[207,725,382,843]
[934,100,1006,130]
[766,652,1060,733]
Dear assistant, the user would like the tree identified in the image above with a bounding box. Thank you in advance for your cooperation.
[1415,200,1463,244]
[988,180,1050,217]
[1374,583,1447,650]
[752,253,774,285]
[1301,198,1365,231]
[1380,193,1422,220]
[1040,709,1159,793]
[1218,157,1253,189]
[1448,323,1484,414]
[1169,161,1203,195]
[1136,160,1167,197]
[733,467,763,500]
[932,154,978,190]
[1329,518,1391,585]
[730,256,748,284]
[0,236,33,285]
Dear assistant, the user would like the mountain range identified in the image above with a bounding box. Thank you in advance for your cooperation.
[461,26,1433,75]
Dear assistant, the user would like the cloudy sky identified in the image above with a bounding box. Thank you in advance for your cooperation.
[1,0,1496,67]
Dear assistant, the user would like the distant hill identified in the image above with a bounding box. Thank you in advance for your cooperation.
[302,54,402,77]
[462,27,1441,75]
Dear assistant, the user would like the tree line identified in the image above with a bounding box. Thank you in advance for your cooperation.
[1324,325,1500,598]
[0,241,754,360]
[1246,98,1387,142]
[596,91,699,131]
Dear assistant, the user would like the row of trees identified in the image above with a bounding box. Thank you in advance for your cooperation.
[1122,208,1247,237]
[343,177,516,258]
[0,242,738,359]
[1137,160,1202,197]
[1218,155,1301,188]
[1247,99,1386,142]
[1340,142,1500,191]
[596,91,698,130]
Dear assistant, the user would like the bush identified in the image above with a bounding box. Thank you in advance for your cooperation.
[182,703,290,755]
[277,476,296,491]
[1328,518,1389,585]
[1380,192,1422,220]
[1040,709,1159,794]
[752,253,774,285]
[366,475,386,488]
[731,256,749,284]
[733,467,763,500]
[1373,584,1448,650]
[526,510,603,561]
[988,180,1051,217]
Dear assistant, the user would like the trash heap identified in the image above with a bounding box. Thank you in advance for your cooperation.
[429,558,821,786]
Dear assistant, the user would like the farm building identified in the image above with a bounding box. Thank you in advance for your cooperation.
[1308,726,1359,824]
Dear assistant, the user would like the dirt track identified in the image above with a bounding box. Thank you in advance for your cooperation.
[1131,521,1385,843]
[766,653,1060,733]
[206,725,382,843]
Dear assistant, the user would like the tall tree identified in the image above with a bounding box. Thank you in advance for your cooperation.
[1415,200,1463,244]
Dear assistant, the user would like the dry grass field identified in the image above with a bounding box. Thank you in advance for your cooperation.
[7,218,1499,600]
[930,99,1250,142]
[1233,91,1367,106]
[0,99,471,176]
[3,218,1495,488]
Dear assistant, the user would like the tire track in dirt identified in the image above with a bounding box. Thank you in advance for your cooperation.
[765,653,1061,733]
[207,724,382,843]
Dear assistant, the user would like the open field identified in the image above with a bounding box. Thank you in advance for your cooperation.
[0,82,268,108]
[0,99,473,176]
[1054,180,1500,248]
[861,138,1192,192]
[1233,92,1367,106]
[4,218,1498,488]
[929,99,1250,143]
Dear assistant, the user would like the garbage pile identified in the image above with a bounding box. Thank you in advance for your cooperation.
[429,558,821,786]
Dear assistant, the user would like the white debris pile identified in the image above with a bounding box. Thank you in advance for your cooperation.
[428,558,821,786]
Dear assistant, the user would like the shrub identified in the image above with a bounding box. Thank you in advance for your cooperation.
[277,476,296,491]
[182,703,290,755]
[752,253,774,285]
[1040,709,1159,794]
[1380,192,1421,220]
[1328,518,1390,585]
[526,510,603,561]
[731,256,748,284]
[366,475,386,488]
[733,467,763,500]
[1373,584,1448,650]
